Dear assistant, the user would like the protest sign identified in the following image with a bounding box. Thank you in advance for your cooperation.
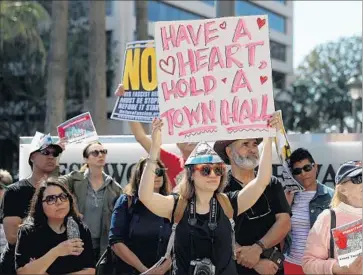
[274,111,304,192]
[111,40,159,123]
[154,15,276,143]
[332,218,362,267]
[57,112,98,144]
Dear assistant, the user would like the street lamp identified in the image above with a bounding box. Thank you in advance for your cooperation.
[346,75,363,132]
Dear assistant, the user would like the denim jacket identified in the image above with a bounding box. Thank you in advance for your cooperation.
[283,181,334,255]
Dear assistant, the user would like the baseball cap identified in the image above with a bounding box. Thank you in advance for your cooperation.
[28,132,63,166]
[335,161,362,185]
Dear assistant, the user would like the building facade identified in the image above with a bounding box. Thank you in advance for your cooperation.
[104,0,294,134]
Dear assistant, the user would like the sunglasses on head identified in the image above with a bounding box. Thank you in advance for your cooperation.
[194,164,226,177]
[340,175,362,185]
[39,149,60,158]
[155,167,167,177]
[88,149,108,157]
[292,163,315,175]
[42,192,69,205]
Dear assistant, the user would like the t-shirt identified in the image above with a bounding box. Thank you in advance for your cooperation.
[173,192,240,275]
[15,222,94,274]
[160,149,184,188]
[224,173,291,275]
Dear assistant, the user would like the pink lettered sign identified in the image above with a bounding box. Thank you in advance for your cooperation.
[154,15,276,144]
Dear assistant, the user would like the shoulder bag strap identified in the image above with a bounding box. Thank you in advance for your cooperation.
[330,209,336,259]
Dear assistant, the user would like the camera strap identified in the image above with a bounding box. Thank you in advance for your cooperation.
[188,195,218,262]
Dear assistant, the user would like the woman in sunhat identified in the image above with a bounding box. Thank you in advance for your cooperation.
[137,117,280,275]
[302,161,362,275]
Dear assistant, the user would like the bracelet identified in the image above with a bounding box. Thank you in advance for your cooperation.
[146,156,158,164]
[255,240,266,252]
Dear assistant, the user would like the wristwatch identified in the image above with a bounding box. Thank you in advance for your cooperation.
[255,240,266,252]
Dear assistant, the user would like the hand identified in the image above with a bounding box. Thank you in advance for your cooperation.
[267,111,283,131]
[56,137,67,151]
[150,118,163,155]
[53,238,84,257]
[284,190,294,206]
[235,244,262,268]
[114,83,125,97]
[253,259,279,275]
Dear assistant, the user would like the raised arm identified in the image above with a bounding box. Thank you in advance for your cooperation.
[236,137,272,215]
[138,118,174,220]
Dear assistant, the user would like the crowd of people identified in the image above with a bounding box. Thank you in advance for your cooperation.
[0,83,361,275]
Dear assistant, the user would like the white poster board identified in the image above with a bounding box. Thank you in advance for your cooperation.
[154,15,276,143]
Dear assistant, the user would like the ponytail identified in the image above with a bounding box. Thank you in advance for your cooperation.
[79,164,88,173]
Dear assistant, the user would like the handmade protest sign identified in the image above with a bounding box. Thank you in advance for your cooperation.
[57,112,98,144]
[111,40,159,123]
[154,15,276,143]
[274,111,305,192]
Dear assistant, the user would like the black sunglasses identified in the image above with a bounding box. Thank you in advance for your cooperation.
[88,149,108,157]
[42,193,69,205]
[39,149,60,158]
[155,167,167,177]
[194,164,226,177]
[292,163,315,175]
[340,175,362,185]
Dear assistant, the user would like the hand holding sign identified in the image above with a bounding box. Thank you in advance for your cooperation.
[114,84,126,97]
[150,118,163,158]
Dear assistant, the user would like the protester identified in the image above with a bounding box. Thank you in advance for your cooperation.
[283,148,334,274]
[109,157,172,274]
[115,84,196,188]
[302,161,362,275]
[213,114,291,275]
[0,133,63,274]
[137,117,279,275]
[15,177,95,274]
[0,169,12,254]
[58,141,122,263]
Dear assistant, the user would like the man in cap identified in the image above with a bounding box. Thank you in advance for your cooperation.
[214,116,291,275]
[0,132,63,274]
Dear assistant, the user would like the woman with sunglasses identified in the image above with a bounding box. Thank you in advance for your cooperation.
[283,148,334,275]
[58,141,123,263]
[302,161,362,275]
[15,178,95,274]
[137,118,277,275]
[109,157,172,274]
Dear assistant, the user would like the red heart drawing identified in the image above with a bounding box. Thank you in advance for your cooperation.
[219,21,226,30]
[260,76,268,84]
[159,56,175,75]
[257,18,266,29]
[222,78,227,83]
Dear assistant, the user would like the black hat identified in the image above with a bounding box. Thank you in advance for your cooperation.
[213,138,263,165]
[335,161,362,185]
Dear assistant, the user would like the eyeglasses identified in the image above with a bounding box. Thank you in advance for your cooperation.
[292,163,315,175]
[245,193,272,220]
[194,164,226,177]
[42,193,69,205]
[340,175,362,185]
[39,149,60,158]
[155,168,167,177]
[88,149,108,157]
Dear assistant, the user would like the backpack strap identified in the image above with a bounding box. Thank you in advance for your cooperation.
[330,209,336,259]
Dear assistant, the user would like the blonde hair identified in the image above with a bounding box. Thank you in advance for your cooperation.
[330,184,349,208]
[178,165,227,200]
[0,169,13,186]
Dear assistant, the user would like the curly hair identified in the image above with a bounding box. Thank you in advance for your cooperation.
[24,177,81,227]
[124,157,171,197]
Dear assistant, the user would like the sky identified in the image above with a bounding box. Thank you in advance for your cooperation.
[293,1,362,70]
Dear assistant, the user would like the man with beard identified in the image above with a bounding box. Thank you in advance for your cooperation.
[0,133,63,274]
[214,134,291,275]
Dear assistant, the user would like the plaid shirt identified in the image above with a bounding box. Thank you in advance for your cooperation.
[0,224,6,254]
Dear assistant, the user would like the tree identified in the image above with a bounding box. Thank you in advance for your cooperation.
[276,36,362,133]
[44,1,69,134]
[88,1,107,134]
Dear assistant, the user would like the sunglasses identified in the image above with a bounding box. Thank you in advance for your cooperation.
[39,149,60,158]
[292,163,315,175]
[194,164,226,177]
[245,193,272,220]
[155,167,167,177]
[42,192,69,205]
[340,175,362,185]
[88,149,108,157]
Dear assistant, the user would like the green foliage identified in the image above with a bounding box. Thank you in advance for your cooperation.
[276,36,362,133]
